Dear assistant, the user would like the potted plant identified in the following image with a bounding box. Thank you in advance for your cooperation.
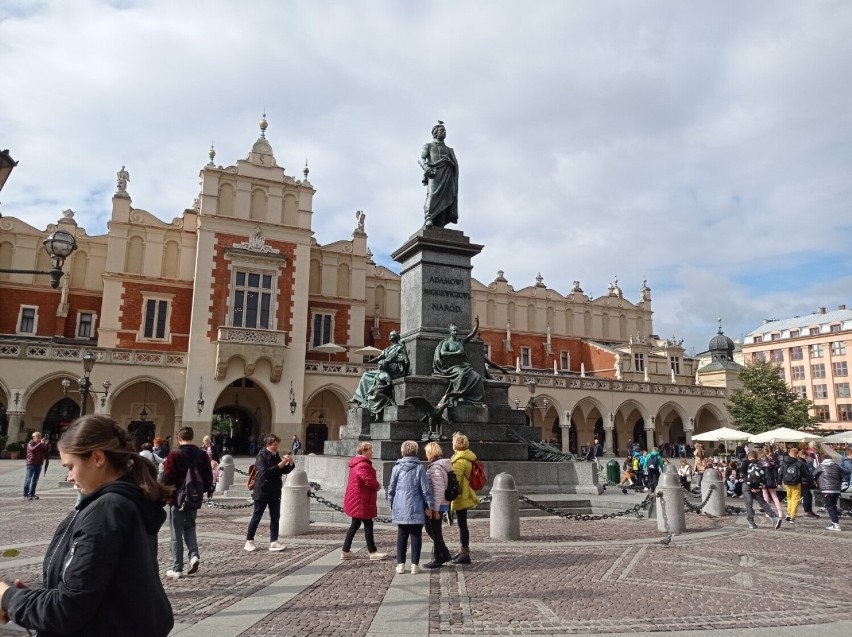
[5,441,23,460]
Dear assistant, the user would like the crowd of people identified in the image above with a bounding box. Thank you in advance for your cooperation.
[4,415,850,634]
[617,439,852,531]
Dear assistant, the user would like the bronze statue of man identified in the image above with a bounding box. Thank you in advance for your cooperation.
[419,121,458,228]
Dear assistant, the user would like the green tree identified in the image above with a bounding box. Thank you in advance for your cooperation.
[727,359,819,434]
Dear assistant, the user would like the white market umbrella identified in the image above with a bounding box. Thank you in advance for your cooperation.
[692,427,751,442]
[692,426,750,457]
[820,431,852,444]
[311,342,346,361]
[354,345,383,357]
[747,427,823,444]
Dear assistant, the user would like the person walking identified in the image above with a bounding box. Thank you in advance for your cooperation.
[388,440,432,575]
[757,448,784,520]
[645,446,664,492]
[813,456,851,531]
[450,432,479,565]
[160,427,214,579]
[741,451,782,530]
[423,441,453,568]
[0,415,173,636]
[291,435,303,456]
[780,447,804,523]
[245,434,294,552]
[340,442,387,561]
[23,432,50,500]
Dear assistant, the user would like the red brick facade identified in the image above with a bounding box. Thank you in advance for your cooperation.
[206,233,298,342]
[117,281,193,351]
[306,299,352,362]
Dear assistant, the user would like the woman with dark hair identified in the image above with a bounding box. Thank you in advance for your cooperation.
[244,434,295,552]
[0,415,174,636]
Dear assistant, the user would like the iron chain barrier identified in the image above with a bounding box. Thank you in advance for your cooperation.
[517,493,656,521]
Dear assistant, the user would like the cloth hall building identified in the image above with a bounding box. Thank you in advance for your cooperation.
[0,119,732,456]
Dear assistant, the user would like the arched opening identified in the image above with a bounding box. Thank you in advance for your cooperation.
[212,377,272,455]
[305,387,347,454]
[42,397,81,441]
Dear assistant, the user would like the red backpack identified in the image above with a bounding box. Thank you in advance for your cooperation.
[468,460,487,491]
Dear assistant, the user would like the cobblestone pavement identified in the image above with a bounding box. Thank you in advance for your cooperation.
[0,461,850,636]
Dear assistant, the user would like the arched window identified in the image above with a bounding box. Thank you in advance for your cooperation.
[218,183,235,216]
[162,240,180,279]
[250,188,267,221]
[486,298,496,326]
[526,304,536,332]
[70,250,88,287]
[309,259,321,294]
[125,236,144,274]
[375,285,386,316]
[336,263,350,297]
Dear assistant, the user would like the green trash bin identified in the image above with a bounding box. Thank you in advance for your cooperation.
[607,459,620,485]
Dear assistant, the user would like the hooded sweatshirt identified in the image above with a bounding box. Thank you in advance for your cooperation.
[427,457,454,510]
[2,479,173,637]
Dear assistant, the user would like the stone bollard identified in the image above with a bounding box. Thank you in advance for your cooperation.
[280,469,311,537]
[489,472,520,541]
[656,463,686,534]
[701,467,726,518]
[216,454,234,494]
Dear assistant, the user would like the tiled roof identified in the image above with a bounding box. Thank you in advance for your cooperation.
[746,309,852,337]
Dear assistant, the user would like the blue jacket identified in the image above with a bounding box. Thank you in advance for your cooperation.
[388,456,432,525]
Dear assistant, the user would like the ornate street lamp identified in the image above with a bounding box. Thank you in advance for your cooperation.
[289,380,297,415]
[0,227,77,289]
[61,350,110,416]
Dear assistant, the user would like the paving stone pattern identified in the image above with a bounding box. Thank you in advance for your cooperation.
[0,462,849,636]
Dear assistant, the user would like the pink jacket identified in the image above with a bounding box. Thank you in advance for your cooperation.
[427,458,453,511]
[343,454,381,519]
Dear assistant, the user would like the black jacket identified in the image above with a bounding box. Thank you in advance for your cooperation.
[1,480,173,636]
[252,448,295,502]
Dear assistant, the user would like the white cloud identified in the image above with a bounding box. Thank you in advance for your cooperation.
[2,0,851,352]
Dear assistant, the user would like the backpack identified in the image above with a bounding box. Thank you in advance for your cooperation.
[646,454,660,471]
[444,469,461,501]
[176,450,206,510]
[247,464,257,490]
[746,462,765,488]
[782,461,801,485]
[468,460,487,492]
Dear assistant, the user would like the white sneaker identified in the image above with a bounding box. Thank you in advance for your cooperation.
[165,569,183,579]
[827,523,841,531]
[244,540,257,552]
[369,551,387,561]
[411,564,421,575]
[269,541,285,552]
[187,555,200,575]
[340,551,357,560]
[395,563,405,574]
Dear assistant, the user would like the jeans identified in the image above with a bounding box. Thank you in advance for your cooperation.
[785,484,802,519]
[23,464,42,498]
[343,517,377,553]
[824,492,840,524]
[169,505,199,572]
[743,488,776,524]
[246,499,281,542]
[395,523,423,565]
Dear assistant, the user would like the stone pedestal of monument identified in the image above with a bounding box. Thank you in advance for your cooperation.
[315,218,601,496]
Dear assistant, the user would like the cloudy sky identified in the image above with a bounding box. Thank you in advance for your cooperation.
[2,0,851,355]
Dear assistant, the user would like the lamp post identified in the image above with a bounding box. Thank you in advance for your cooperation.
[0,149,18,200]
[289,380,297,415]
[61,351,110,416]
[0,228,78,288]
